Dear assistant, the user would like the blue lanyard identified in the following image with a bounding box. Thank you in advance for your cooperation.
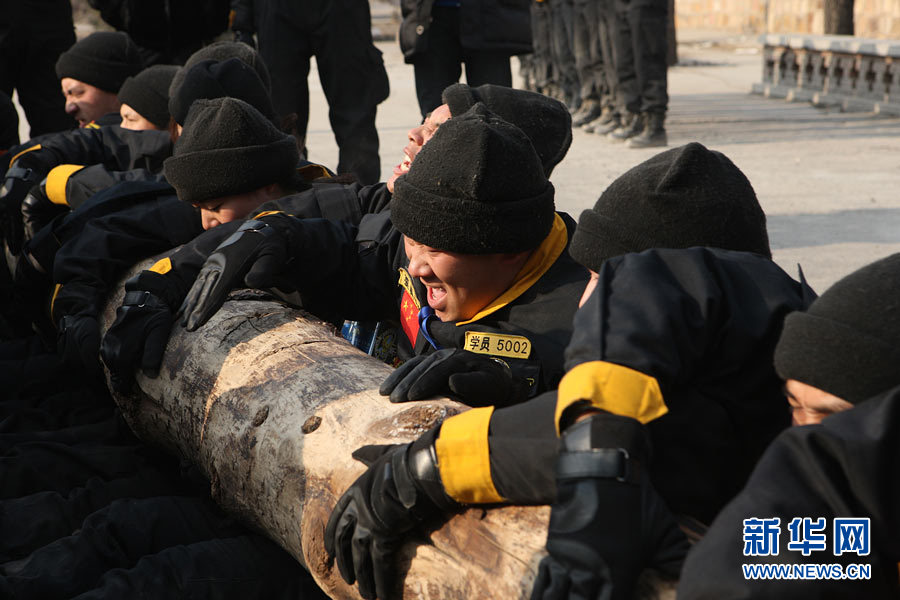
[417,306,443,350]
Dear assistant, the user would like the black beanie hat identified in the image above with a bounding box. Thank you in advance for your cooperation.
[568,142,771,272]
[117,64,179,129]
[774,253,900,404]
[391,103,555,254]
[55,32,143,93]
[163,97,298,205]
[168,58,275,126]
[442,83,572,177]
[168,41,271,99]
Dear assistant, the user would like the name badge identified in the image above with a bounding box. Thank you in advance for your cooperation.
[464,331,532,359]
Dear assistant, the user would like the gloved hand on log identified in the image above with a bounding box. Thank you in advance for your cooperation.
[179,216,293,332]
[22,181,68,245]
[326,427,461,600]
[379,348,530,407]
[100,270,181,392]
[531,412,689,600]
[0,153,48,255]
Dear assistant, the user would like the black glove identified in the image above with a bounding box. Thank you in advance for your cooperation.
[531,413,689,600]
[58,314,102,377]
[0,158,45,255]
[233,30,257,48]
[179,218,291,332]
[325,428,460,600]
[100,271,178,393]
[379,348,530,407]
[21,182,67,244]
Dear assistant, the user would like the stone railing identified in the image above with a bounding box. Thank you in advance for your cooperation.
[752,34,900,115]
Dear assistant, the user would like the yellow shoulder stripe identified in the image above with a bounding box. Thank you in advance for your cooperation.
[555,360,667,434]
[46,165,85,206]
[50,283,62,321]
[9,144,41,168]
[252,210,284,220]
[456,213,569,326]
[435,407,504,504]
[297,163,331,180]
[149,258,172,275]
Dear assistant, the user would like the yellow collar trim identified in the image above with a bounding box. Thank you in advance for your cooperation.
[456,213,567,326]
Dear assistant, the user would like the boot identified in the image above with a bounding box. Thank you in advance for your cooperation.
[572,100,604,127]
[627,112,667,148]
[607,112,643,141]
[584,107,619,135]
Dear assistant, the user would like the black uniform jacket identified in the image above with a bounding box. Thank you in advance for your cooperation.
[678,385,900,599]
[147,208,587,395]
[46,176,374,323]
[425,248,813,524]
[4,125,171,180]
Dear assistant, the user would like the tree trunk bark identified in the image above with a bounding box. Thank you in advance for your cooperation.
[824,0,854,35]
[99,269,552,599]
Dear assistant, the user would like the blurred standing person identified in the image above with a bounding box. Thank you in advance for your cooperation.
[400,0,532,118]
[0,0,75,137]
[571,0,605,126]
[548,0,579,109]
[88,0,231,66]
[231,0,389,185]
[583,0,623,135]
[608,0,668,147]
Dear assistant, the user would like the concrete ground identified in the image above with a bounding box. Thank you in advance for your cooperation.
[301,31,900,293]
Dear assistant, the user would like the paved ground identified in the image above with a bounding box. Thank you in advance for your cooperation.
[15,27,899,292]
[302,32,900,292]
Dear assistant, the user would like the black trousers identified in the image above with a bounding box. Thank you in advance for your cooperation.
[0,23,75,137]
[549,0,578,100]
[597,0,621,112]
[613,0,668,114]
[412,6,512,118]
[573,0,604,102]
[256,0,388,185]
[529,2,555,92]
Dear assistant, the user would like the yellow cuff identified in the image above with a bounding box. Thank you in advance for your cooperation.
[46,164,85,206]
[149,258,172,275]
[434,407,504,504]
[555,361,667,434]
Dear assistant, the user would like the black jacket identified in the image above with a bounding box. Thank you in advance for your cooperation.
[3,125,172,181]
[399,0,533,62]
[148,207,586,394]
[426,248,814,523]
[678,385,900,599]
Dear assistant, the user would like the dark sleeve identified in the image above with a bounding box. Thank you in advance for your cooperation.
[678,387,900,599]
[21,125,171,177]
[63,167,164,210]
[557,247,815,521]
[269,212,403,322]
[50,198,203,321]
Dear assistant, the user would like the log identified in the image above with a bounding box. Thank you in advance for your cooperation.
[99,266,551,599]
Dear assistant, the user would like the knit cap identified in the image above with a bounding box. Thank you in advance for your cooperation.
[168,58,274,126]
[163,97,298,205]
[55,32,143,93]
[168,41,271,99]
[442,83,571,177]
[775,253,900,404]
[569,142,771,272]
[391,103,555,254]
[117,64,179,129]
